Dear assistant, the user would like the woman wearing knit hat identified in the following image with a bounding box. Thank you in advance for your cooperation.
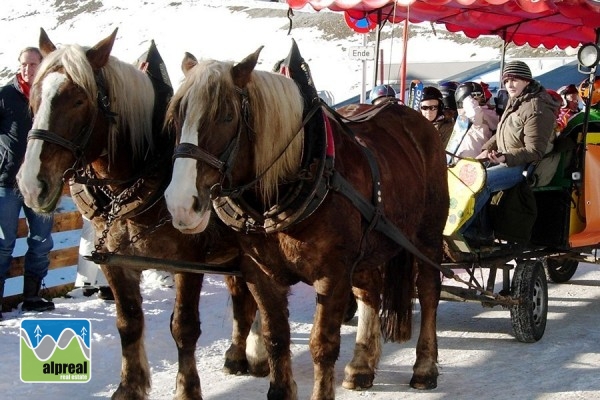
[419,86,454,148]
[460,60,559,243]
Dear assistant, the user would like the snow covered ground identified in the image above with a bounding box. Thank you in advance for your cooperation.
[2,263,600,399]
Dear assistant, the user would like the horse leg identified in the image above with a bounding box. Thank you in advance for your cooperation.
[342,286,382,390]
[410,262,441,390]
[223,275,268,377]
[310,278,351,400]
[246,309,269,376]
[243,265,296,400]
[171,272,203,400]
[104,265,150,400]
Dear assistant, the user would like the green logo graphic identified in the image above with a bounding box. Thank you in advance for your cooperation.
[20,318,91,383]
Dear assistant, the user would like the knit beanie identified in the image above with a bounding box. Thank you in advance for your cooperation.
[502,60,533,82]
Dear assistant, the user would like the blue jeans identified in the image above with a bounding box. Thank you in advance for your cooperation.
[0,187,54,282]
[461,163,526,233]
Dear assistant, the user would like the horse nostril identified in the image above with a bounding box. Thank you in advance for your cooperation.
[191,195,200,212]
[39,179,49,200]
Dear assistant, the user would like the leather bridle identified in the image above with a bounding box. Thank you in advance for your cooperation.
[172,85,320,201]
[27,70,116,176]
[171,86,254,200]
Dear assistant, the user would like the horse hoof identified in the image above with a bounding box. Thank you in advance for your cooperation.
[111,387,146,400]
[410,375,438,390]
[342,373,374,390]
[248,359,270,377]
[223,359,248,375]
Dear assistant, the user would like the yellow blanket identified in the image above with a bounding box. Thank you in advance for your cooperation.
[444,159,486,236]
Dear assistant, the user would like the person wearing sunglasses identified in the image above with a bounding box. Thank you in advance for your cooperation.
[420,86,454,148]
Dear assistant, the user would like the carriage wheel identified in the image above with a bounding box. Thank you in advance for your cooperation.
[545,258,578,283]
[510,260,548,343]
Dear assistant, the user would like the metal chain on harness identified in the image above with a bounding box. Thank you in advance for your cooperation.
[91,178,171,259]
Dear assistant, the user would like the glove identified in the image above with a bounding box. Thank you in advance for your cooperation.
[462,95,479,119]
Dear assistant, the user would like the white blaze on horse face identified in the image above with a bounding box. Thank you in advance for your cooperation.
[165,118,210,233]
[17,72,67,205]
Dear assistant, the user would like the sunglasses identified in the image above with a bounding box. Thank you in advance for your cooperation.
[420,105,438,111]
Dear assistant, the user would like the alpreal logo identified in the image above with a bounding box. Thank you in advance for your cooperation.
[20,318,91,383]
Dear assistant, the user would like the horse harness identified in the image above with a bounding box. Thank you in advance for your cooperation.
[172,88,456,279]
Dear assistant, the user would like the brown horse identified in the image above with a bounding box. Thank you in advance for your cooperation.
[16,29,265,400]
[164,46,449,399]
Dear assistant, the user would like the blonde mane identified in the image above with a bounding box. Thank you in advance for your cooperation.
[171,59,304,202]
[35,44,155,166]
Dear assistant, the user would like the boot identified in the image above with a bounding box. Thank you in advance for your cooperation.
[0,280,4,320]
[98,286,115,301]
[22,276,55,312]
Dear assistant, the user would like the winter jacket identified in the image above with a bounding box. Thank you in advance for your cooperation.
[483,81,557,167]
[0,76,32,187]
[455,96,499,158]
[433,116,454,149]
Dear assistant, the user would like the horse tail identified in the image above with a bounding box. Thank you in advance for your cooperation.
[380,250,416,342]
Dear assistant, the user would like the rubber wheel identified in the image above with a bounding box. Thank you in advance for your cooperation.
[546,258,578,283]
[510,260,548,343]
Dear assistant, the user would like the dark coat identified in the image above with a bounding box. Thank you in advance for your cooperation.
[0,76,32,188]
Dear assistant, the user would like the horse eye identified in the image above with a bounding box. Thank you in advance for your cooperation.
[224,114,233,123]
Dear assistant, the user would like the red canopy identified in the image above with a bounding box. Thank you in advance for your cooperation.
[287,0,600,49]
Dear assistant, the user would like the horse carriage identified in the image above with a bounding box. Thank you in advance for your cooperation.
[16,25,600,399]
[440,52,600,344]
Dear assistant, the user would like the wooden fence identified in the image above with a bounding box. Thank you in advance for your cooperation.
[2,206,82,311]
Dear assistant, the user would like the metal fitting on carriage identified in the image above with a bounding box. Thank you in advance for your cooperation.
[572,171,582,181]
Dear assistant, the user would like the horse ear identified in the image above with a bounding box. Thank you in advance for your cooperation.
[232,46,263,87]
[39,28,57,57]
[181,52,198,77]
[86,28,118,70]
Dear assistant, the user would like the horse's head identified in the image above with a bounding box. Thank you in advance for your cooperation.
[165,48,305,234]
[17,28,154,213]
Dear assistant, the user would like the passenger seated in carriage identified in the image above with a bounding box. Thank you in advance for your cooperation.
[554,77,600,173]
[369,84,398,105]
[562,77,600,138]
[556,84,581,132]
[459,61,558,242]
[420,86,455,148]
[452,81,499,159]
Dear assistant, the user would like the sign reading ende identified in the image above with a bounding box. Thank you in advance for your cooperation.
[20,318,91,383]
[348,46,375,60]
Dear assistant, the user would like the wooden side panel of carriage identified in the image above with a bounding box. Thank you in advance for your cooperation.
[2,188,83,311]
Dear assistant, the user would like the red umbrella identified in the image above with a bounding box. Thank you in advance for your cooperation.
[288,0,600,49]
[287,0,600,100]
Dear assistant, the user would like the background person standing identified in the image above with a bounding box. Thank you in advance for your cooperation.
[0,47,55,318]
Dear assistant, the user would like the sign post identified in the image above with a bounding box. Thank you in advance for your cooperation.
[348,42,375,103]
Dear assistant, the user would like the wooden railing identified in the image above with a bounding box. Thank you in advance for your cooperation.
[2,205,82,311]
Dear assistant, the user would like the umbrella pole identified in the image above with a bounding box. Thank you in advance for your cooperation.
[499,30,507,88]
[400,18,408,102]
[372,9,383,90]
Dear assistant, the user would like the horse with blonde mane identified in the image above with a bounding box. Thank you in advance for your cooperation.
[16,28,266,400]
[165,44,448,399]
